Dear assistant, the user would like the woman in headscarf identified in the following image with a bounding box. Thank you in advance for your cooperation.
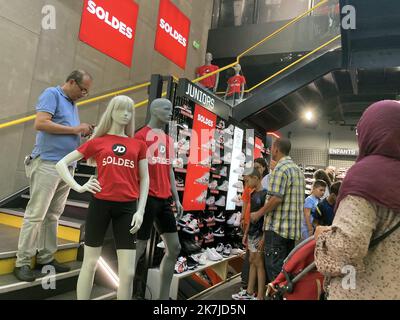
[314,100,400,300]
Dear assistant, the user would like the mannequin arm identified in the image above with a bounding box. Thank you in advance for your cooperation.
[240,84,245,100]
[130,159,149,234]
[170,166,184,219]
[55,150,101,194]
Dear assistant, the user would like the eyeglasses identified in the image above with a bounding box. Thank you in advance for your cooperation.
[74,80,89,96]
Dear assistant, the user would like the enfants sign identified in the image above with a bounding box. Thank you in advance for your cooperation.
[79,0,139,67]
[154,0,191,69]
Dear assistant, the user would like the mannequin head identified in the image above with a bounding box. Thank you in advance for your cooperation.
[148,98,173,128]
[233,64,241,75]
[93,95,135,139]
[205,52,213,64]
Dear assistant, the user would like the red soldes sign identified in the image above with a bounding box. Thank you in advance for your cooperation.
[79,0,139,67]
[254,137,264,159]
[154,0,191,69]
[183,105,216,211]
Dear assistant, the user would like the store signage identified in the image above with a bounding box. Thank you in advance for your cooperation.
[226,127,244,211]
[154,0,190,69]
[79,0,139,67]
[329,148,359,156]
[254,137,264,159]
[183,105,217,211]
[177,79,231,120]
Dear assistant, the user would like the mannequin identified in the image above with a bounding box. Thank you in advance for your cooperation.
[55,95,149,300]
[196,52,220,93]
[224,64,246,106]
[134,98,183,300]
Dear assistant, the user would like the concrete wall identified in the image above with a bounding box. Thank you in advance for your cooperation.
[0,0,213,199]
[278,119,358,168]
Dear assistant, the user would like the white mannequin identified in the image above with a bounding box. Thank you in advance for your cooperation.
[196,52,219,93]
[224,64,245,104]
[55,95,149,300]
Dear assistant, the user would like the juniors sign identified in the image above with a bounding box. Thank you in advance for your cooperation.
[79,0,139,67]
[154,0,190,69]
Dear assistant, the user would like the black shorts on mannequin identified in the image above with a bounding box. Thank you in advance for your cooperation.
[85,198,137,249]
[137,196,178,240]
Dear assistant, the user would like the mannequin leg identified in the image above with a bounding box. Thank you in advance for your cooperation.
[116,249,136,300]
[159,232,181,300]
[77,245,102,300]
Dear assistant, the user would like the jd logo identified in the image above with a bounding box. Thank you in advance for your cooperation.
[159,144,166,155]
[113,144,127,156]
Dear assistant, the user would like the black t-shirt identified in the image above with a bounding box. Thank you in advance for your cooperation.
[248,189,268,238]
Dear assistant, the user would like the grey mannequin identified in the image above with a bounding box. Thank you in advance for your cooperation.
[196,52,219,93]
[134,98,183,300]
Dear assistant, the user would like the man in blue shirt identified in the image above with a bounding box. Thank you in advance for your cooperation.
[14,70,93,282]
[302,180,327,239]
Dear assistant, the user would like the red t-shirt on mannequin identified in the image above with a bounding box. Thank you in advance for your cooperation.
[77,135,147,202]
[196,64,219,89]
[227,75,246,96]
[135,126,174,199]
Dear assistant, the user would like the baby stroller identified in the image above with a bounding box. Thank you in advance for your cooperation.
[265,237,324,300]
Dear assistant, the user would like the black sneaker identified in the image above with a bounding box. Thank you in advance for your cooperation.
[36,260,71,273]
[186,256,199,270]
[14,265,38,282]
[213,227,225,238]
[215,212,226,223]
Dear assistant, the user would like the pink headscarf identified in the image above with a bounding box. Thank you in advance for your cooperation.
[335,100,400,211]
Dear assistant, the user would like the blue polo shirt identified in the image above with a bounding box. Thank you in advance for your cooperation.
[31,86,81,162]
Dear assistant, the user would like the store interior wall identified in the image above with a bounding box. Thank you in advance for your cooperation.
[0,0,214,199]
[278,119,359,168]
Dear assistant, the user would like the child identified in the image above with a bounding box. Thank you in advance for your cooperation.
[302,180,327,239]
[234,169,268,300]
[313,181,342,226]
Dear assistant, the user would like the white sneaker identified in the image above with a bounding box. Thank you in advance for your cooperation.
[210,248,223,260]
[223,244,232,257]
[215,196,226,207]
[217,180,229,192]
[206,248,220,261]
[206,196,216,206]
[219,166,228,176]
[209,180,218,190]
[199,157,211,167]
[234,212,242,227]
[222,152,232,163]
[227,213,238,225]
[233,181,243,190]
[195,172,210,185]
[224,124,234,136]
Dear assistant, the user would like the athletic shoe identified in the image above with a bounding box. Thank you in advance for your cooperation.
[199,157,211,167]
[174,257,188,274]
[209,180,218,190]
[183,219,200,234]
[222,152,232,163]
[176,123,189,131]
[231,248,245,255]
[178,214,193,227]
[233,181,243,190]
[210,247,223,260]
[206,248,220,261]
[227,213,238,225]
[195,172,210,185]
[203,231,215,244]
[216,243,224,254]
[214,212,225,222]
[176,105,192,115]
[186,256,199,270]
[219,166,228,177]
[204,213,215,225]
[232,289,256,300]
[215,196,226,207]
[176,177,185,188]
[202,139,216,152]
[213,226,225,238]
[236,153,246,162]
[224,124,234,136]
[233,167,244,175]
[223,244,232,257]
[206,196,216,206]
[234,212,242,227]
[174,138,190,151]
[217,120,225,130]
[195,190,208,204]
[217,180,229,192]
[190,253,207,266]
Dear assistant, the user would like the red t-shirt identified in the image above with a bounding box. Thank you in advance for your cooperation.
[77,135,147,202]
[197,64,219,88]
[227,75,246,96]
[135,126,173,199]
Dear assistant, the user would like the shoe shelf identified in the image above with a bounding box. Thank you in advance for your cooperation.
[146,253,245,300]
[212,174,221,179]
[180,110,193,119]
[207,206,218,211]
[174,168,187,174]
[176,187,185,192]
[210,189,220,195]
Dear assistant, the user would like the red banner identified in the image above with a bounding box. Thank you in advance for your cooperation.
[254,137,264,159]
[154,0,191,69]
[79,0,139,67]
[183,105,216,211]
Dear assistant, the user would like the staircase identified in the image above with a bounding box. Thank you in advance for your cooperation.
[0,162,117,300]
